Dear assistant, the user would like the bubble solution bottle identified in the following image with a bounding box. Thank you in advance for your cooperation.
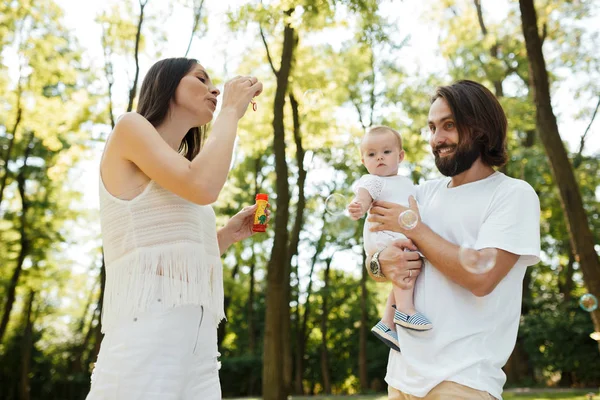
[252,193,269,233]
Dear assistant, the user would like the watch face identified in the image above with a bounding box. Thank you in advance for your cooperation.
[370,259,379,274]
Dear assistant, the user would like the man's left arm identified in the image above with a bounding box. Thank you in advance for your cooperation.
[368,183,540,296]
[402,224,519,296]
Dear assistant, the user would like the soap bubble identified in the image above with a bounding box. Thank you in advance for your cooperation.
[303,150,315,170]
[458,246,498,274]
[579,293,598,312]
[325,193,348,216]
[398,210,418,230]
[302,89,324,110]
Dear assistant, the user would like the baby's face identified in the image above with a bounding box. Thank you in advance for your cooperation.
[361,132,404,176]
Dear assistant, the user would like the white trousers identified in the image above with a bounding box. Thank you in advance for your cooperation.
[86,304,221,400]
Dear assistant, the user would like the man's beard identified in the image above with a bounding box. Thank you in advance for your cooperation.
[434,143,480,177]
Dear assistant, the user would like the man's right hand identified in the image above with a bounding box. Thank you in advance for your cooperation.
[379,239,423,289]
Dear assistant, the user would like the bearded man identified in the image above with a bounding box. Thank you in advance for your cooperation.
[365,80,541,400]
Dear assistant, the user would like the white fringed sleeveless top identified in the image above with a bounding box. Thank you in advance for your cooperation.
[98,177,225,333]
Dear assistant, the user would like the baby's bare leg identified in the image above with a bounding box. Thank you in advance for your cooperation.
[381,290,395,327]
[392,283,416,316]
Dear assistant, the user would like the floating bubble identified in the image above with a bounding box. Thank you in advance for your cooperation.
[302,89,324,110]
[325,193,348,216]
[579,293,598,312]
[458,246,498,274]
[398,210,418,230]
[303,150,315,170]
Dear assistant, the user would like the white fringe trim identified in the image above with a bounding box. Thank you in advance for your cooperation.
[101,242,225,333]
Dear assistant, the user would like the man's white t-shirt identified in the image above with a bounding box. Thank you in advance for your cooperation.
[385,172,540,400]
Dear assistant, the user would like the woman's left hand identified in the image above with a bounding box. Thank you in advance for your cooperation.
[367,196,421,236]
[224,203,271,244]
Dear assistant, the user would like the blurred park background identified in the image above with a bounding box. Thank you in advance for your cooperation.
[1,0,599,399]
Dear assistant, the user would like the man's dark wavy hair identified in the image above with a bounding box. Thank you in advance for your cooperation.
[432,80,508,167]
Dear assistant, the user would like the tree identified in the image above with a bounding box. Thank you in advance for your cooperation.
[87,0,151,364]
[260,8,295,397]
[519,0,600,348]
[0,0,91,346]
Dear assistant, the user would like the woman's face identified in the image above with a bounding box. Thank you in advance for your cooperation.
[173,63,220,126]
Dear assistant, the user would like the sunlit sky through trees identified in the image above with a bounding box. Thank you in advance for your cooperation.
[5,0,599,279]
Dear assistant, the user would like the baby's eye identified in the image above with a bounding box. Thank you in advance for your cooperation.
[368,153,375,157]
[384,150,392,154]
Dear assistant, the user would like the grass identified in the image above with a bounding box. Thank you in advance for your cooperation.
[226,391,597,400]
[504,392,596,400]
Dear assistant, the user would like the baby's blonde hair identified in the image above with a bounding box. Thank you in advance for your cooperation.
[362,125,403,153]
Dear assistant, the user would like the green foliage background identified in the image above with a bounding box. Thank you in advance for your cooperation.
[0,0,599,399]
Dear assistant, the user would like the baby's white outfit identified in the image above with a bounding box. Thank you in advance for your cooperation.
[355,174,417,255]
[356,174,433,333]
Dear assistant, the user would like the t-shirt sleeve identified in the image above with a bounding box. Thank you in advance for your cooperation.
[474,180,541,267]
[353,174,384,200]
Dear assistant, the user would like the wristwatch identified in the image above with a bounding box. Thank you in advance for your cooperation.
[369,249,386,278]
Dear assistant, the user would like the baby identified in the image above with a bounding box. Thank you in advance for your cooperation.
[348,126,432,352]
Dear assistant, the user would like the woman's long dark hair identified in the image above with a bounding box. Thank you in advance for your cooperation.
[136,57,207,161]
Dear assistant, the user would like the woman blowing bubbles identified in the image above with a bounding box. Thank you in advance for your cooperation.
[87,58,266,400]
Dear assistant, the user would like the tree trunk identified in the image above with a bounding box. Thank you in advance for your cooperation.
[294,209,328,394]
[473,0,508,174]
[126,0,147,112]
[101,24,116,130]
[19,290,35,400]
[558,251,575,303]
[89,257,107,363]
[519,0,600,348]
[359,247,369,391]
[218,261,239,347]
[246,159,262,396]
[0,84,23,208]
[293,272,303,395]
[473,0,504,98]
[0,242,29,344]
[287,94,307,269]
[0,132,34,344]
[247,260,257,396]
[88,0,147,358]
[71,280,98,373]
[262,9,296,400]
[248,260,256,353]
[504,340,533,385]
[320,257,333,394]
[505,266,534,384]
[286,92,306,393]
[183,0,205,57]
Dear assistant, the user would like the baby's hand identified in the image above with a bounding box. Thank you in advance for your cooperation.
[347,201,365,220]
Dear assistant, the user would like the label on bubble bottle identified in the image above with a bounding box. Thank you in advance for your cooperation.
[252,193,269,232]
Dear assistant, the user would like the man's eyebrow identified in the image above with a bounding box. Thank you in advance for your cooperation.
[428,114,454,124]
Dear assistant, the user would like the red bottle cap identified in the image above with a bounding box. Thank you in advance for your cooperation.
[256,193,268,201]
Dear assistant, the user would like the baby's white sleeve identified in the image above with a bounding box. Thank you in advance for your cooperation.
[353,174,384,200]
